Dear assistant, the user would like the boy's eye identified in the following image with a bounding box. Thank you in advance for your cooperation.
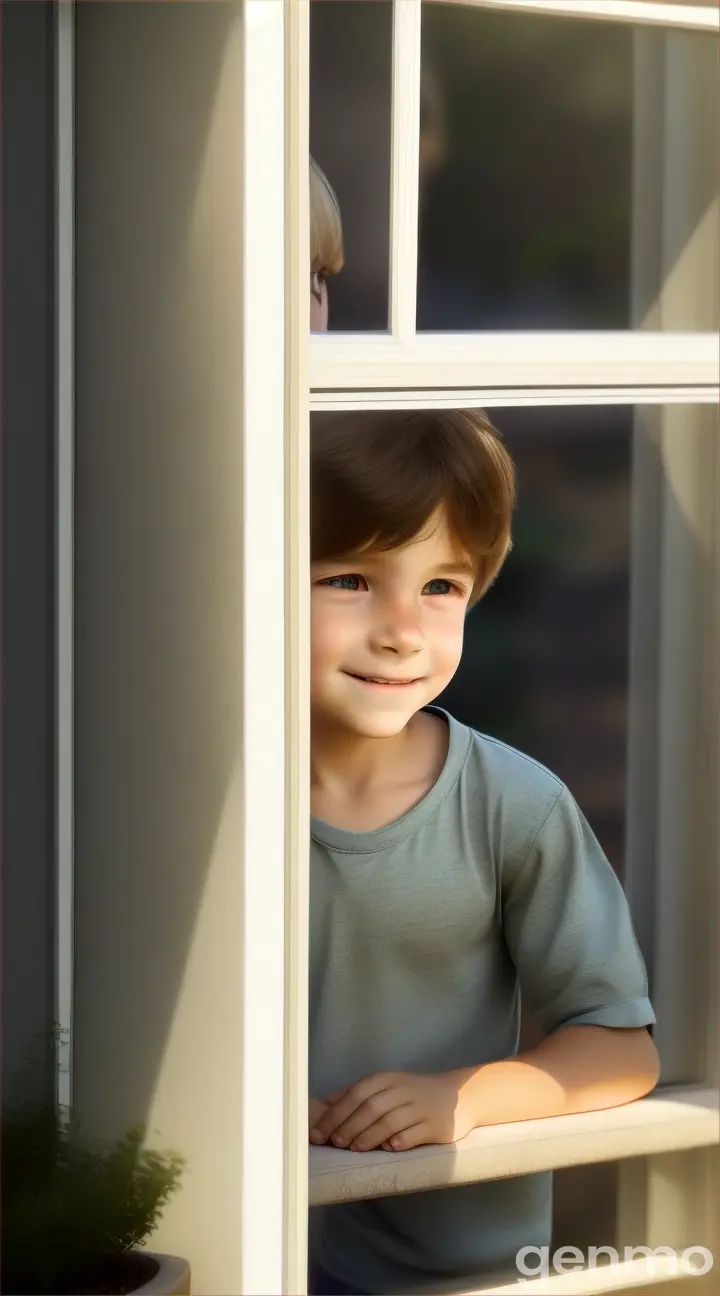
[321,573,365,591]
[423,578,454,596]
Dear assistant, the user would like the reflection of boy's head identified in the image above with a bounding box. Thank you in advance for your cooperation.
[311,410,515,607]
[420,62,446,195]
[310,410,515,737]
[310,156,344,331]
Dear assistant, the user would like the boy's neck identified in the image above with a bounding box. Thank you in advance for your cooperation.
[311,709,448,830]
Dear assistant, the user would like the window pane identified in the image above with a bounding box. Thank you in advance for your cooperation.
[436,405,632,878]
[419,5,719,331]
[310,0,392,331]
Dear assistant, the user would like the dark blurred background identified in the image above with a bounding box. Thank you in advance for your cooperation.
[310,0,633,331]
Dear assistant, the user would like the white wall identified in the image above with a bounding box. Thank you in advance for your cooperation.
[74,5,246,1290]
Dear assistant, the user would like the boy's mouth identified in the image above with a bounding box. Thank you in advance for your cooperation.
[344,672,423,688]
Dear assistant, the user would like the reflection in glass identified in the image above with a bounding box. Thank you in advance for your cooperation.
[436,407,632,879]
[310,0,392,331]
[418,5,718,331]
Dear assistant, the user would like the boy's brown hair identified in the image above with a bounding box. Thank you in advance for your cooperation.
[311,409,516,604]
[310,156,344,280]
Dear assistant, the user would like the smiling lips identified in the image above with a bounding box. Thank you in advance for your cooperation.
[344,672,424,688]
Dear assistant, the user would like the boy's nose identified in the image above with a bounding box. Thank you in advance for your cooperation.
[369,605,424,656]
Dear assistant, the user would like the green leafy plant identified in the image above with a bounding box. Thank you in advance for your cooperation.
[1,1098,185,1294]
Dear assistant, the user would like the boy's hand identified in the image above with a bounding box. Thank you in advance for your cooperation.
[309,1070,476,1153]
[309,1097,330,1141]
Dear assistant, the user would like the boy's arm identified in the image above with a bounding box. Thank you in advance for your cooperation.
[475,782,659,1122]
[455,1022,659,1128]
[309,1026,658,1152]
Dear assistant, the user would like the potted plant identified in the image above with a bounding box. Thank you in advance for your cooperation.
[1,1097,189,1295]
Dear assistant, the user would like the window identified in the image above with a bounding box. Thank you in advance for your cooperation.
[310,0,719,335]
[300,2,718,1293]
[54,2,719,1294]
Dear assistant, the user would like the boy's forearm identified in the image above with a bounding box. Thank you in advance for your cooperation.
[456,1025,660,1129]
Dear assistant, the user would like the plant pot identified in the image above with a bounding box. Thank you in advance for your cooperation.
[128,1252,191,1296]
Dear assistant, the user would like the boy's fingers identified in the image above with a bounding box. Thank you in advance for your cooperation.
[310,1093,361,1142]
[313,1083,400,1145]
[348,1104,416,1153]
[328,1091,411,1150]
[382,1121,428,1152]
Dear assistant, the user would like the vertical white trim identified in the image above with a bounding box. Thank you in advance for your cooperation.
[623,407,662,974]
[651,406,719,1084]
[55,0,75,1117]
[283,2,310,1292]
[389,0,422,340]
[241,2,307,1291]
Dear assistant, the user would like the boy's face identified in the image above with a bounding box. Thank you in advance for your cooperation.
[311,508,474,739]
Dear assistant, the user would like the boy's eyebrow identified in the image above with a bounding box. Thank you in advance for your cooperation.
[434,561,476,580]
[312,556,477,580]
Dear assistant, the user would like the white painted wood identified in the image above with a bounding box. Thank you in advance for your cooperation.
[241,3,298,1291]
[426,1,719,34]
[310,333,720,393]
[310,386,719,410]
[389,0,422,340]
[650,407,720,1084]
[425,1253,711,1295]
[282,3,311,1293]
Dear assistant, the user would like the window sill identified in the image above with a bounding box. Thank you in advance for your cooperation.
[308,1084,718,1207]
[402,1253,710,1295]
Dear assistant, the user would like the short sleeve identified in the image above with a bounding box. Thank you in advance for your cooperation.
[501,785,655,1036]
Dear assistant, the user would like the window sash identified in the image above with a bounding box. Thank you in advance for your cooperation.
[311,387,719,411]
[313,0,719,392]
[310,333,720,394]
[428,1,720,33]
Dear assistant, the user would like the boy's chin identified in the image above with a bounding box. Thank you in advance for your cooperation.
[346,710,415,739]
[316,701,421,740]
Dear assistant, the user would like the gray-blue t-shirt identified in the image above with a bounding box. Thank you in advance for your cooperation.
[310,707,655,1294]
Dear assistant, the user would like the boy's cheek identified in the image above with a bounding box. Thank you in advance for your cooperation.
[432,627,465,681]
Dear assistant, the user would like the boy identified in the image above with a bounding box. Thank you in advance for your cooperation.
[308,410,659,1296]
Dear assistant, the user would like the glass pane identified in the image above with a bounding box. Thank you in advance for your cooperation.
[436,405,632,878]
[419,5,719,330]
[310,0,392,331]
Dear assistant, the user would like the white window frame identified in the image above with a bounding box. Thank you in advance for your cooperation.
[428,0,720,34]
[53,0,717,1291]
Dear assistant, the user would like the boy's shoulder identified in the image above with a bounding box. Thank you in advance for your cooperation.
[437,706,565,802]
[433,707,573,858]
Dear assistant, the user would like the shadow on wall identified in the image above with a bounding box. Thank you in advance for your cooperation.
[2,0,57,1106]
[71,3,247,1289]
